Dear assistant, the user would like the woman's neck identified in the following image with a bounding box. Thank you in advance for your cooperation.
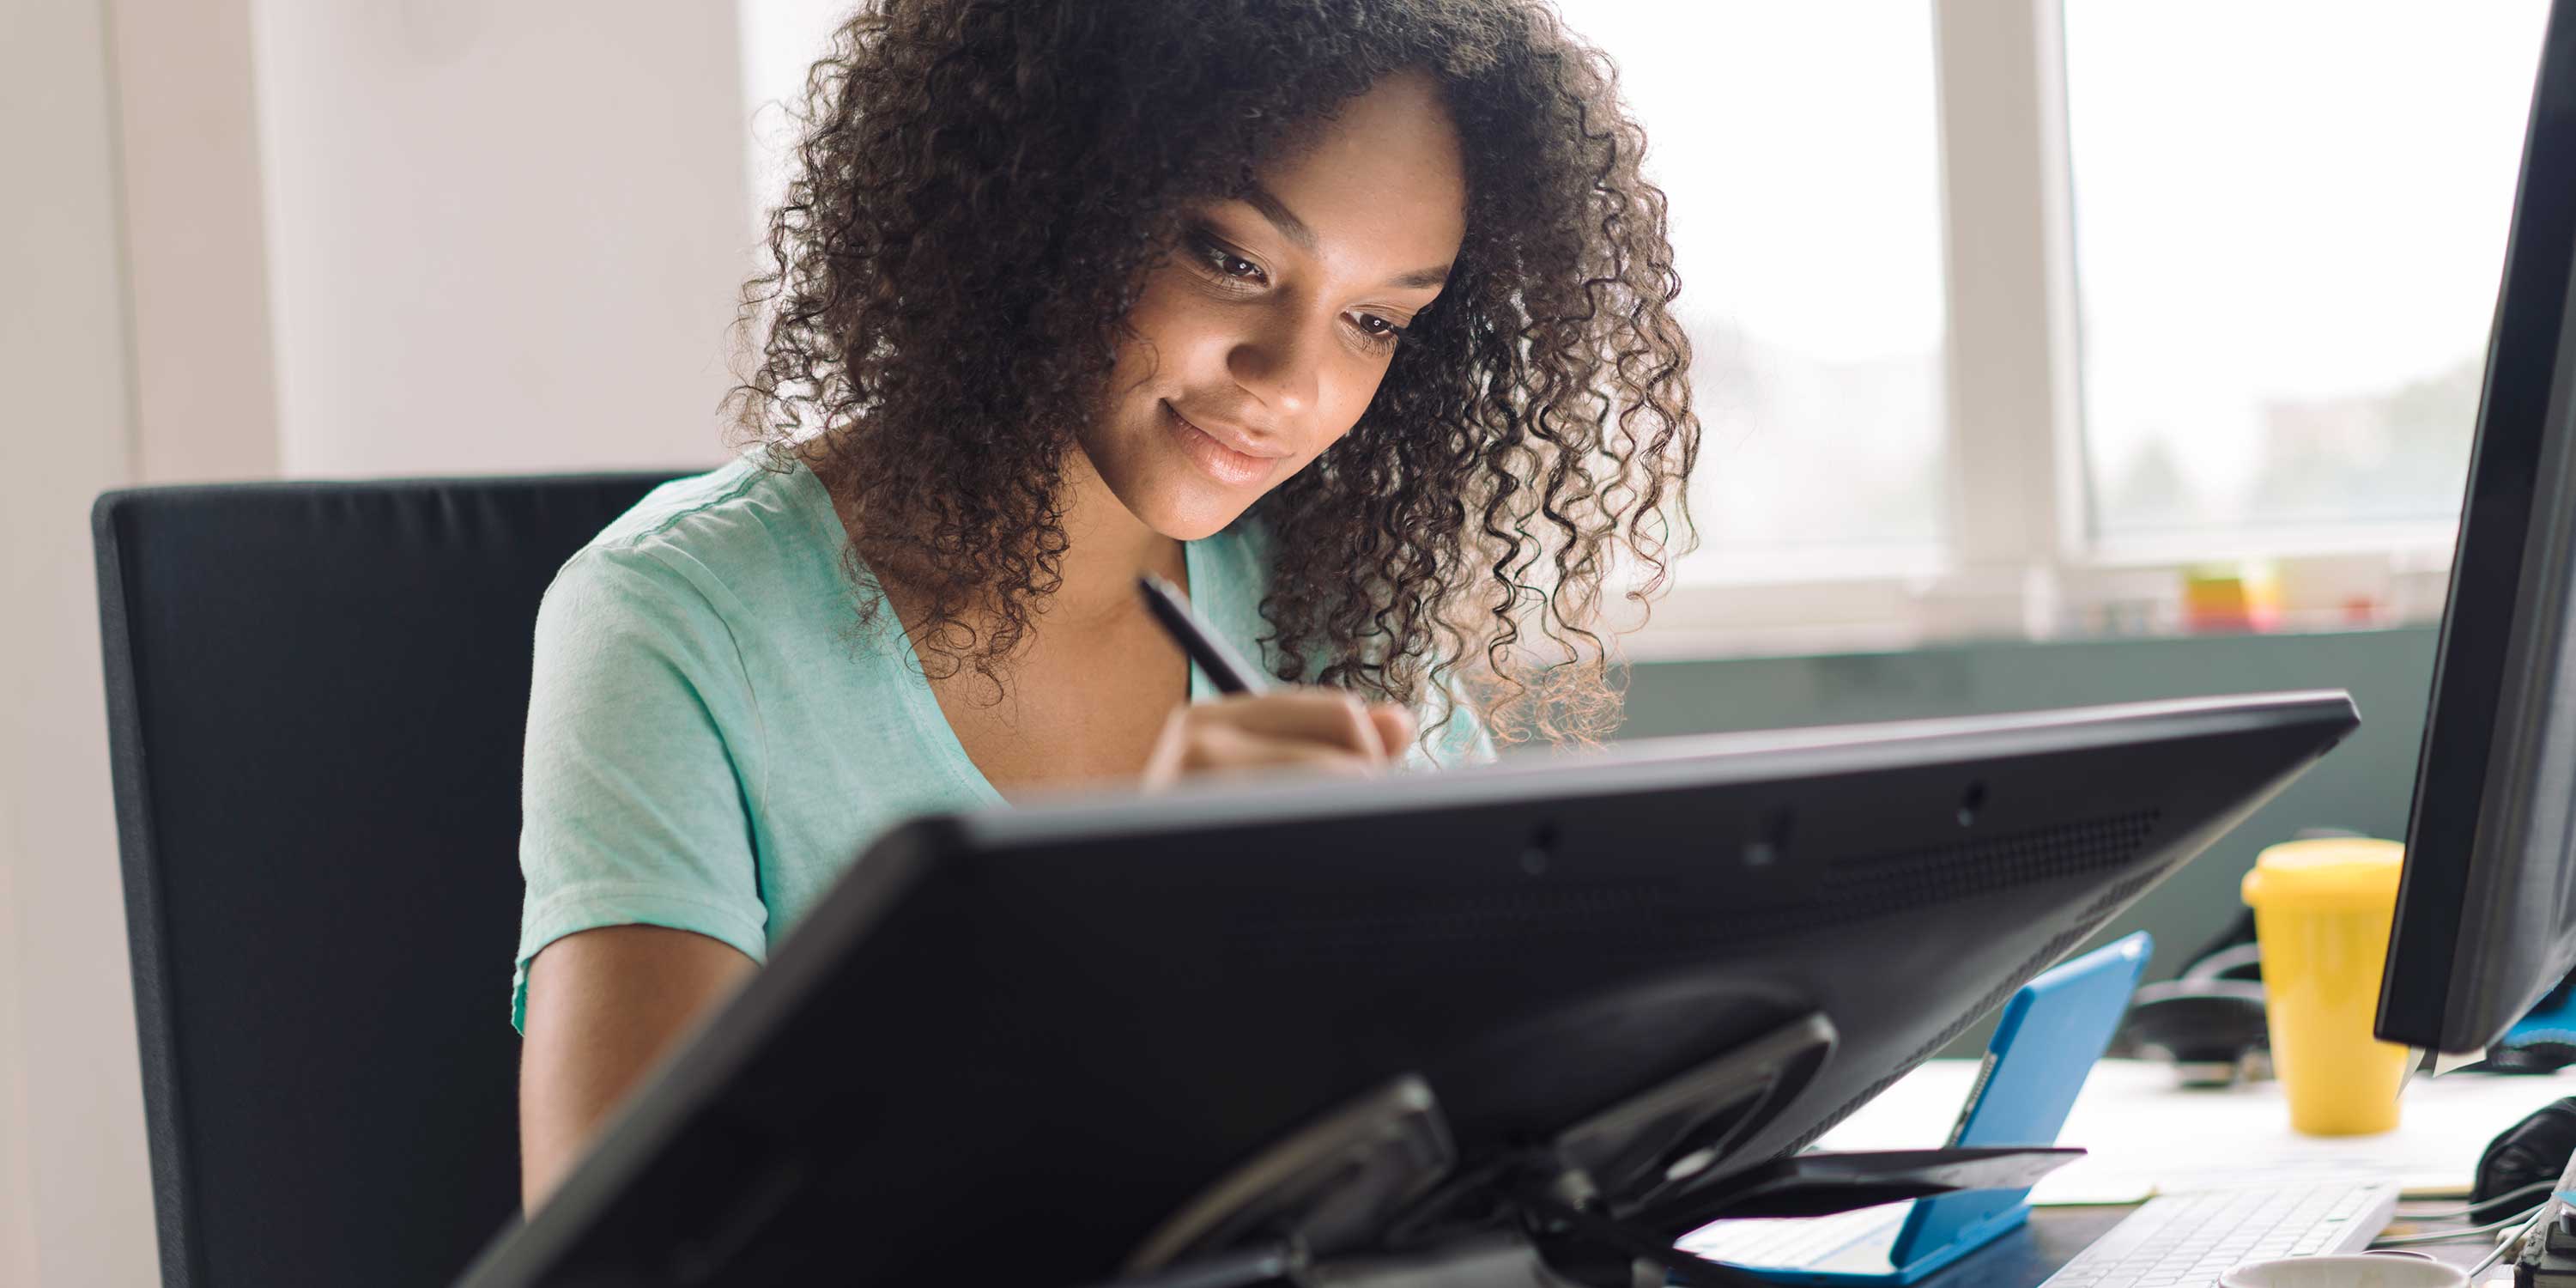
[806,439,1185,634]
[1046,447,1186,628]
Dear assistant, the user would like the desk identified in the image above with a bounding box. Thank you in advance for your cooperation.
[1803,1058,2573,1286]
[1920,1207,2495,1286]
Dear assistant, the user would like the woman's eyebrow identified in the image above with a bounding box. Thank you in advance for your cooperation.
[1242,185,1452,292]
[1385,264,1453,290]
[1243,185,1319,252]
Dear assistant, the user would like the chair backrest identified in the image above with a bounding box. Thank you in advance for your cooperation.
[92,471,683,1288]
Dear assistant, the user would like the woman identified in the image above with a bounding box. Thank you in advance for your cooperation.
[515,0,1696,1205]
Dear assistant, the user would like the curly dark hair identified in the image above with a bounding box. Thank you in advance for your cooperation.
[732,0,1697,746]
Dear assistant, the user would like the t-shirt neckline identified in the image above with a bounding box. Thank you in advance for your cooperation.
[781,459,1215,809]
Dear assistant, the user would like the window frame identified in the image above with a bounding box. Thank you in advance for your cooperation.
[1633,0,2467,660]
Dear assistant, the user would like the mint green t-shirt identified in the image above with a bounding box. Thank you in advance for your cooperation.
[512,455,1489,1027]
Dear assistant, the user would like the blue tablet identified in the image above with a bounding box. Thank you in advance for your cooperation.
[1677,933,2152,1285]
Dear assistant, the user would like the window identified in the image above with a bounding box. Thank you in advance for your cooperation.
[2067,1,2550,543]
[740,0,1954,581]
[1552,2,1952,575]
[733,2,2566,655]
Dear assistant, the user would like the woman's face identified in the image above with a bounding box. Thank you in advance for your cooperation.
[1082,70,1470,541]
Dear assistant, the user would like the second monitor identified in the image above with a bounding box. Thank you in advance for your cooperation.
[2381,0,2576,1056]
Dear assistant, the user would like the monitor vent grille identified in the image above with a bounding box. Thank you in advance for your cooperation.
[1825,811,2163,902]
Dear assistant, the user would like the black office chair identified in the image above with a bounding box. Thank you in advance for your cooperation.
[92,471,685,1288]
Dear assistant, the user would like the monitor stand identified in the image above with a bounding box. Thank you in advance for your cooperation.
[1118,1012,2082,1288]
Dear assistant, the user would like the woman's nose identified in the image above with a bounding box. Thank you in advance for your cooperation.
[1227,313,1322,422]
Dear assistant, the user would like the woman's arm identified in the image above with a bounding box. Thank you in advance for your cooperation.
[517,925,756,1210]
[516,689,1408,1209]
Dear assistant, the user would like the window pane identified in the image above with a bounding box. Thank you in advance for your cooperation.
[744,3,1951,568]
[1555,1,1949,567]
[2069,1,2550,541]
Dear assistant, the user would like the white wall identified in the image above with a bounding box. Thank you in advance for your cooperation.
[0,0,151,1283]
[2,2,755,1281]
[252,0,750,477]
[112,0,282,483]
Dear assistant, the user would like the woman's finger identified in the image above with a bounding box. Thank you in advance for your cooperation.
[1368,704,1415,758]
[1209,690,1388,761]
[1180,722,1379,779]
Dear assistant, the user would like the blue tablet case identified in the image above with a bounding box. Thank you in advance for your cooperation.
[1712,932,2152,1285]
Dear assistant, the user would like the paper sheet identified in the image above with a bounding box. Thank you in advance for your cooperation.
[1810,1058,2573,1205]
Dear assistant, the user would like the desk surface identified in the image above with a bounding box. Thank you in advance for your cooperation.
[1817,1058,2565,1286]
[1985,1208,2497,1286]
[1822,1058,2568,1203]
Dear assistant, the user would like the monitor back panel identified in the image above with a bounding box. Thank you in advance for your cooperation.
[467,692,2357,1287]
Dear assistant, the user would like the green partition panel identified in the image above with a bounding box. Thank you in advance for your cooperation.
[1617,627,2441,1054]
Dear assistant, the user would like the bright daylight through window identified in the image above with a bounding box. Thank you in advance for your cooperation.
[735,2,2561,652]
[2068,0,2551,545]
[1554,1,1951,574]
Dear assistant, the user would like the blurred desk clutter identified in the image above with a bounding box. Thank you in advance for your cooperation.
[2076,556,2450,641]
[1680,938,2153,1284]
[1798,1060,2556,1286]
[1817,1058,2561,1206]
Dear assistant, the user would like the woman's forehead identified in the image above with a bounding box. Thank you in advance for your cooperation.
[1246,71,1469,276]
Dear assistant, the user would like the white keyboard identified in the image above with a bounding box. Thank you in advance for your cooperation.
[2040,1182,2400,1287]
[1680,1200,1912,1270]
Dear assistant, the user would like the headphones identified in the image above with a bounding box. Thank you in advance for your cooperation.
[2475,1097,2576,1224]
[2116,936,2270,1086]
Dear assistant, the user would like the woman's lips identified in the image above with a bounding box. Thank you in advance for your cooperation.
[1162,400,1281,488]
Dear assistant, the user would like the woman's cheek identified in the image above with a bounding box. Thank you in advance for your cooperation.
[1116,276,1221,384]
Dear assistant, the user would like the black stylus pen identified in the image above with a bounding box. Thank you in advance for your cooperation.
[1137,574,1270,696]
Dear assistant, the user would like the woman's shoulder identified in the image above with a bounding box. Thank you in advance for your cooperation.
[549,453,846,618]
[577,454,831,567]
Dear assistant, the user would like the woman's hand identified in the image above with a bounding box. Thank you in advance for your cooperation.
[1142,690,1416,788]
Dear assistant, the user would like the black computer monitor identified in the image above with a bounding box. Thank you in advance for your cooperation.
[461,691,2355,1288]
[2378,0,2576,1056]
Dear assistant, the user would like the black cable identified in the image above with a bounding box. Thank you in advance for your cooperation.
[1509,1186,1773,1288]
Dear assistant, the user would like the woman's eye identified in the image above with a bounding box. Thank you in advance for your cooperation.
[1353,314,1408,349]
[1191,236,1265,284]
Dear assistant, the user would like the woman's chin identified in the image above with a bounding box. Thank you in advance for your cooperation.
[1078,437,1273,541]
[1130,489,1252,542]
[1102,463,1263,541]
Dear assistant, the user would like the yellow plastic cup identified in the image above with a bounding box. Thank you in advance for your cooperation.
[2240,837,2411,1135]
